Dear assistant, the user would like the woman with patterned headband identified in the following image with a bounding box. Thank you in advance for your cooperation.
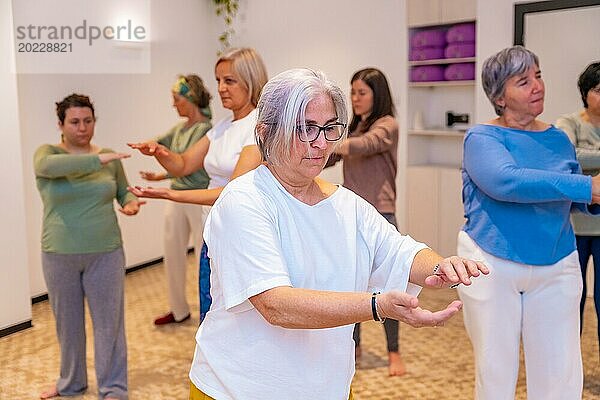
[138,74,213,326]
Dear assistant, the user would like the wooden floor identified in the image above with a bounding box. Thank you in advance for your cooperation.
[1,257,600,399]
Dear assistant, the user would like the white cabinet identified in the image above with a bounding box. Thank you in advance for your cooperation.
[438,167,466,257]
[408,0,476,27]
[406,166,464,257]
[406,166,439,249]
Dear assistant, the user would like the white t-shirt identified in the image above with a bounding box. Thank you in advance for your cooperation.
[189,165,427,400]
[204,109,258,189]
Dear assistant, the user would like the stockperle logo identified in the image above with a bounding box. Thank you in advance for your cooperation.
[12,0,151,74]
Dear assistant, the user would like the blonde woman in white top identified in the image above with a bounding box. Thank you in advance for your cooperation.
[128,48,267,320]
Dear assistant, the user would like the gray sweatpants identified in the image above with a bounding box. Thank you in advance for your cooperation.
[42,248,128,400]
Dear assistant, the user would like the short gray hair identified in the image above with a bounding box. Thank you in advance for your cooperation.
[255,68,348,165]
[481,45,539,116]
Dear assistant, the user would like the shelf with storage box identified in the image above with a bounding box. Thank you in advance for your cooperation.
[409,22,476,85]
[409,57,476,87]
[406,18,475,167]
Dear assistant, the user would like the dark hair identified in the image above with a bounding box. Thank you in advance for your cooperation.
[578,62,600,108]
[56,94,95,124]
[348,68,395,133]
[181,74,212,109]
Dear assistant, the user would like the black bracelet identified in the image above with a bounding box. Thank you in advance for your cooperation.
[371,292,381,322]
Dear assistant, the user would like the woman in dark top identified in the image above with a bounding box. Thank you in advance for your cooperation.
[328,67,403,375]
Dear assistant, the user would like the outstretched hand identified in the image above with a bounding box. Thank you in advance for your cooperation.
[139,171,167,181]
[127,185,173,200]
[424,256,489,289]
[127,141,169,157]
[377,290,462,328]
[98,152,130,165]
[118,199,146,215]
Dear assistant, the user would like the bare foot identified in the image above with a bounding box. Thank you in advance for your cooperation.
[354,345,362,361]
[388,351,406,376]
[40,386,59,399]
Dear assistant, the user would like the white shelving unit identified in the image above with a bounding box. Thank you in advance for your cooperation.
[404,0,476,256]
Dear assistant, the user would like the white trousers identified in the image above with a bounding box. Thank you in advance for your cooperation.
[163,201,208,320]
[457,231,583,400]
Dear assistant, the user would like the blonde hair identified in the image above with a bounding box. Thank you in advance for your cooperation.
[216,48,268,107]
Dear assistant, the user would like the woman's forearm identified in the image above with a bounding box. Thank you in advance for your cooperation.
[250,284,462,330]
[155,150,187,177]
[34,146,101,178]
[170,187,224,206]
[250,286,373,329]
[409,248,443,286]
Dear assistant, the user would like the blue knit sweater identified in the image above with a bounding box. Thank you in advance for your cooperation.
[462,123,599,265]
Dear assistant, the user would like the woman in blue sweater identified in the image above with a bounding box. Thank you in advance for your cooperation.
[458,46,600,400]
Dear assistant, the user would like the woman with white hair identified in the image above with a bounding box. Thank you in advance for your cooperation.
[187,68,488,400]
[457,46,600,399]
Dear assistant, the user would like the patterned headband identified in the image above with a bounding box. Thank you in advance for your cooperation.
[172,77,212,118]
[172,77,195,103]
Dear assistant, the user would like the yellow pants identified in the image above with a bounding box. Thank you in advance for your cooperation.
[189,382,354,399]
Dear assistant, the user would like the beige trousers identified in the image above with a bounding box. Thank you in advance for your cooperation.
[163,201,207,320]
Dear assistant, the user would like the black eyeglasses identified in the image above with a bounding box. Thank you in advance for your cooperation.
[296,123,346,142]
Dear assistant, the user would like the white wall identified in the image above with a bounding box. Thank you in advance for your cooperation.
[475,0,516,122]
[477,1,600,123]
[1,0,31,330]
[233,0,407,226]
[524,7,600,122]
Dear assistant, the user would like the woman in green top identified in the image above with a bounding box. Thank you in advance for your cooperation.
[556,61,600,350]
[35,94,144,400]
[137,75,213,326]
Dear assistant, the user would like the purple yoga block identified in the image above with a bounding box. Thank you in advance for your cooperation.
[410,65,446,82]
[444,42,476,58]
[444,63,475,81]
[410,29,447,48]
[446,22,476,43]
[409,46,445,61]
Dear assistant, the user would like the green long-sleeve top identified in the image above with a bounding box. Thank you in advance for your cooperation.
[156,121,212,190]
[34,144,137,254]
